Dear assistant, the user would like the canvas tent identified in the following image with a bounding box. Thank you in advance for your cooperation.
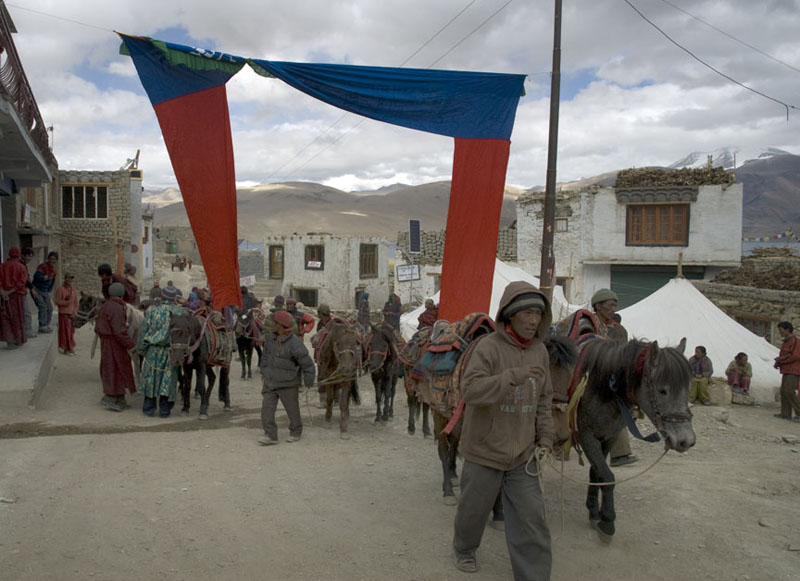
[400,259,578,341]
[619,277,781,400]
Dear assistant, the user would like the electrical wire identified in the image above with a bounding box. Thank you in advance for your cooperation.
[5,2,112,32]
[276,0,517,181]
[622,0,798,120]
[657,0,800,75]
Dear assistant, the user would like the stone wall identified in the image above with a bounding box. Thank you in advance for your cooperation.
[396,226,517,265]
[59,170,132,296]
[238,249,264,279]
[693,280,800,347]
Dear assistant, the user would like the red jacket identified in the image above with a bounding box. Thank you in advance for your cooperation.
[775,335,800,376]
[0,256,29,295]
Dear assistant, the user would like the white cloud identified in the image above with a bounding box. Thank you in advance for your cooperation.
[7,0,800,191]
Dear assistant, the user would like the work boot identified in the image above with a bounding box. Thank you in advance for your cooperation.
[100,395,123,412]
[610,454,638,467]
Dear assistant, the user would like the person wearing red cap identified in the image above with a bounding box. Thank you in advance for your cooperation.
[258,309,316,445]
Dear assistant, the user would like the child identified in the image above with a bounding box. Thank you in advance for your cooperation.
[725,352,752,394]
[54,273,79,355]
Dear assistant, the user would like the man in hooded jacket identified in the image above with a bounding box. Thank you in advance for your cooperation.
[452,281,554,579]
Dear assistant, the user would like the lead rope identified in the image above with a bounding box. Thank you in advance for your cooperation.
[524,446,669,536]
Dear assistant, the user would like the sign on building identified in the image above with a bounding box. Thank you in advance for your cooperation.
[396,264,420,282]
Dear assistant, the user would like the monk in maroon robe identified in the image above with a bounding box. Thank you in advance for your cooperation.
[98,263,137,305]
[95,282,135,411]
[0,247,29,348]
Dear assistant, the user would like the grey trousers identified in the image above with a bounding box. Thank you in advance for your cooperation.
[261,386,302,440]
[609,428,632,458]
[780,374,800,417]
[453,459,551,581]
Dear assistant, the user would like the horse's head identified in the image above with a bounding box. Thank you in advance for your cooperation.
[73,292,101,328]
[235,310,251,336]
[636,338,696,453]
[331,321,359,377]
[368,325,395,372]
[168,312,197,366]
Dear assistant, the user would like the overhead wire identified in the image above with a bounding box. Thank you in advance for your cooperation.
[262,0,483,183]
[277,0,517,182]
[622,0,798,120]
[657,0,800,75]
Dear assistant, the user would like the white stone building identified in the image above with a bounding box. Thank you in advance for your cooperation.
[516,177,743,307]
[260,234,392,311]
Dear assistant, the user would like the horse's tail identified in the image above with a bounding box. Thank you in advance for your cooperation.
[350,380,361,406]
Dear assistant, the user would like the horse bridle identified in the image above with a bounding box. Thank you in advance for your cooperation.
[74,302,99,327]
[635,346,694,434]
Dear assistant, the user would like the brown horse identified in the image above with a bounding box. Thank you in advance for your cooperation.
[317,318,361,439]
[403,314,496,504]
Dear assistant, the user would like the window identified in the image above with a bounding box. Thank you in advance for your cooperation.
[295,288,319,308]
[62,185,108,219]
[555,218,568,232]
[305,245,325,270]
[143,226,150,245]
[359,243,378,278]
[626,204,689,246]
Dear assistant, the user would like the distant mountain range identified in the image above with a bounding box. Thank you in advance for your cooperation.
[150,147,799,240]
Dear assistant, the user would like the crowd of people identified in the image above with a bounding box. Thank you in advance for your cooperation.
[3,247,800,577]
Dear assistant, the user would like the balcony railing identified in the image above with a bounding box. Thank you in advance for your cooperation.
[0,4,57,168]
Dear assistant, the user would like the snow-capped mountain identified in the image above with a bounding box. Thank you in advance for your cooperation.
[669,147,793,170]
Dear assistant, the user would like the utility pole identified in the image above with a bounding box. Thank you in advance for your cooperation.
[539,0,562,301]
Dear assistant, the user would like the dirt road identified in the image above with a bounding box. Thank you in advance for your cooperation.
[1,324,799,580]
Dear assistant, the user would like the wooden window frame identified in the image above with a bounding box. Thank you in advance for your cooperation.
[626,203,689,246]
[555,218,568,232]
[359,243,378,278]
[304,244,325,270]
[61,185,109,219]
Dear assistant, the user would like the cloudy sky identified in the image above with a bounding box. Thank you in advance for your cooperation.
[8,0,800,192]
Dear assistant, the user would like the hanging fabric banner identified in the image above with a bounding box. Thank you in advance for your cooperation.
[120,34,526,318]
[119,34,244,309]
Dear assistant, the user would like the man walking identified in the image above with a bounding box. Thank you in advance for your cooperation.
[452,281,554,579]
[258,310,315,445]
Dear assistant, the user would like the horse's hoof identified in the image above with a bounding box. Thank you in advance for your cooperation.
[407,429,415,436]
[374,417,381,424]
[423,433,432,439]
[181,409,190,415]
[223,406,232,412]
[340,432,351,440]
[443,496,458,506]
[593,521,614,544]
[199,414,209,420]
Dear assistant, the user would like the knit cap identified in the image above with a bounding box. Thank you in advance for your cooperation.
[273,310,294,329]
[591,288,618,307]
[108,282,125,297]
[502,292,546,319]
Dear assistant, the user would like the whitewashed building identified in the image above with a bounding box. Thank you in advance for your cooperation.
[261,234,392,310]
[516,172,743,307]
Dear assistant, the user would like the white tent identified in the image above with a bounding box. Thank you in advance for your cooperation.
[618,277,780,400]
[399,259,579,341]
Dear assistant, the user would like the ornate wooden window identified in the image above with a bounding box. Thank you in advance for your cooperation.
[304,245,325,270]
[626,204,689,246]
[359,243,378,278]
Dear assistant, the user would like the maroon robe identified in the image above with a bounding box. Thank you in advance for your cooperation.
[0,250,29,345]
[417,306,438,329]
[95,297,136,396]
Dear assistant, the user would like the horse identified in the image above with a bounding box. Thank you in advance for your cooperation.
[316,317,361,439]
[168,310,233,419]
[234,307,265,379]
[365,322,399,423]
[398,327,432,438]
[564,336,695,542]
[403,314,496,505]
[74,292,144,386]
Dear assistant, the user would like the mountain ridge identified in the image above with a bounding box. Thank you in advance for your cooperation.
[151,149,800,239]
